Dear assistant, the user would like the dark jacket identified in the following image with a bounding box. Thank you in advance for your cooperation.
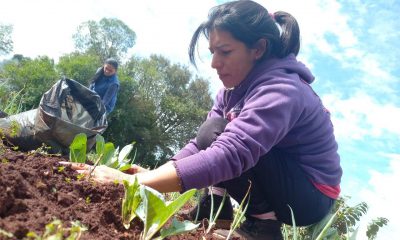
[89,67,120,114]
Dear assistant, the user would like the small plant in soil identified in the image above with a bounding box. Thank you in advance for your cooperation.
[121,179,199,240]
[25,219,87,240]
[69,133,136,174]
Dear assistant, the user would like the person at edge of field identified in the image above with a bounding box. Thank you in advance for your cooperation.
[89,58,120,114]
[66,1,342,239]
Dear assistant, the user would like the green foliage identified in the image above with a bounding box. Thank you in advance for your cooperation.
[56,52,101,85]
[227,182,251,239]
[0,86,24,115]
[25,219,87,240]
[104,55,212,167]
[158,218,200,240]
[366,217,389,240]
[122,177,141,229]
[69,133,87,163]
[69,133,136,172]
[0,24,13,55]
[332,196,369,236]
[0,55,58,110]
[72,18,136,62]
[282,196,389,240]
[121,179,198,240]
[205,191,228,234]
[139,187,198,240]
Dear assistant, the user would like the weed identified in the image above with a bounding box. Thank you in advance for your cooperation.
[76,173,85,181]
[25,219,87,240]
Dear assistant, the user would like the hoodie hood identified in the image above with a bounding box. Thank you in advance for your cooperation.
[237,54,315,90]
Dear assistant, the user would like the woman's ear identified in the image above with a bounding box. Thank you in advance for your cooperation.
[254,39,267,60]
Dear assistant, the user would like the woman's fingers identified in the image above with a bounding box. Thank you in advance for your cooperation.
[59,161,89,170]
[58,162,131,183]
[124,164,149,174]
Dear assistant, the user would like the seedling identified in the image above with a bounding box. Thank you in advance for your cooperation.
[121,177,142,229]
[121,179,199,240]
[226,180,251,239]
[76,173,85,181]
[204,187,229,234]
[69,133,87,163]
[57,166,65,173]
[158,218,200,240]
[138,186,199,240]
[69,133,136,176]
[25,219,87,240]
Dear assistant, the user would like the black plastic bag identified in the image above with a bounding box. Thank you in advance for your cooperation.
[0,78,108,153]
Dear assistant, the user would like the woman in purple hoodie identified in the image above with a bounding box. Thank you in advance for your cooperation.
[71,1,342,239]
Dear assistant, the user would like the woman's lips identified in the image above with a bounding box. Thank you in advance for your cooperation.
[218,73,229,79]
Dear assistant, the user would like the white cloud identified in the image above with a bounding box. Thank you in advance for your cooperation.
[356,154,400,239]
[322,91,400,140]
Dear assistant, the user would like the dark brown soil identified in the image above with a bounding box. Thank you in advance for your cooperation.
[0,147,223,240]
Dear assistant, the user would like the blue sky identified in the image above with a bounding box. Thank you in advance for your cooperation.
[1,0,399,239]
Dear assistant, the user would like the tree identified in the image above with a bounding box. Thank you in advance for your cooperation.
[0,56,58,110]
[0,24,13,55]
[56,52,101,86]
[104,55,213,167]
[72,18,136,62]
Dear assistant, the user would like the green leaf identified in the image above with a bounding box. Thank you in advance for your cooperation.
[315,208,339,240]
[100,142,116,165]
[118,143,133,163]
[140,187,196,240]
[95,134,105,156]
[158,218,200,239]
[118,164,132,172]
[121,178,141,229]
[69,133,87,163]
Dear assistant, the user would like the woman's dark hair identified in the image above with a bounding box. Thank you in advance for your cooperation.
[105,58,119,70]
[188,0,300,67]
[89,58,119,84]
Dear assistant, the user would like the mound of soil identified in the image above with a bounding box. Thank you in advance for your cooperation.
[0,147,222,240]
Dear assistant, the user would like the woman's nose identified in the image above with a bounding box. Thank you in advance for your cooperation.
[211,54,222,69]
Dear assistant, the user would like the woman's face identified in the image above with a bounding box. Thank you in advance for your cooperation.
[103,63,117,76]
[209,29,261,88]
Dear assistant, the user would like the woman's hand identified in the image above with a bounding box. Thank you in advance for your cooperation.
[59,161,182,193]
[123,164,149,174]
[59,162,132,184]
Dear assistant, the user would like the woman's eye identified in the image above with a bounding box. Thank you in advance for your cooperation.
[221,50,231,55]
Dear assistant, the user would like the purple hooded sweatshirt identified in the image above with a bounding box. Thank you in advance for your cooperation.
[172,54,342,198]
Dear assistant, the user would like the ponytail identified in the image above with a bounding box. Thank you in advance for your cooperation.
[273,11,300,57]
[188,1,301,66]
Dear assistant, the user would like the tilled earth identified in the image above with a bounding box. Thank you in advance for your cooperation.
[0,146,226,240]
